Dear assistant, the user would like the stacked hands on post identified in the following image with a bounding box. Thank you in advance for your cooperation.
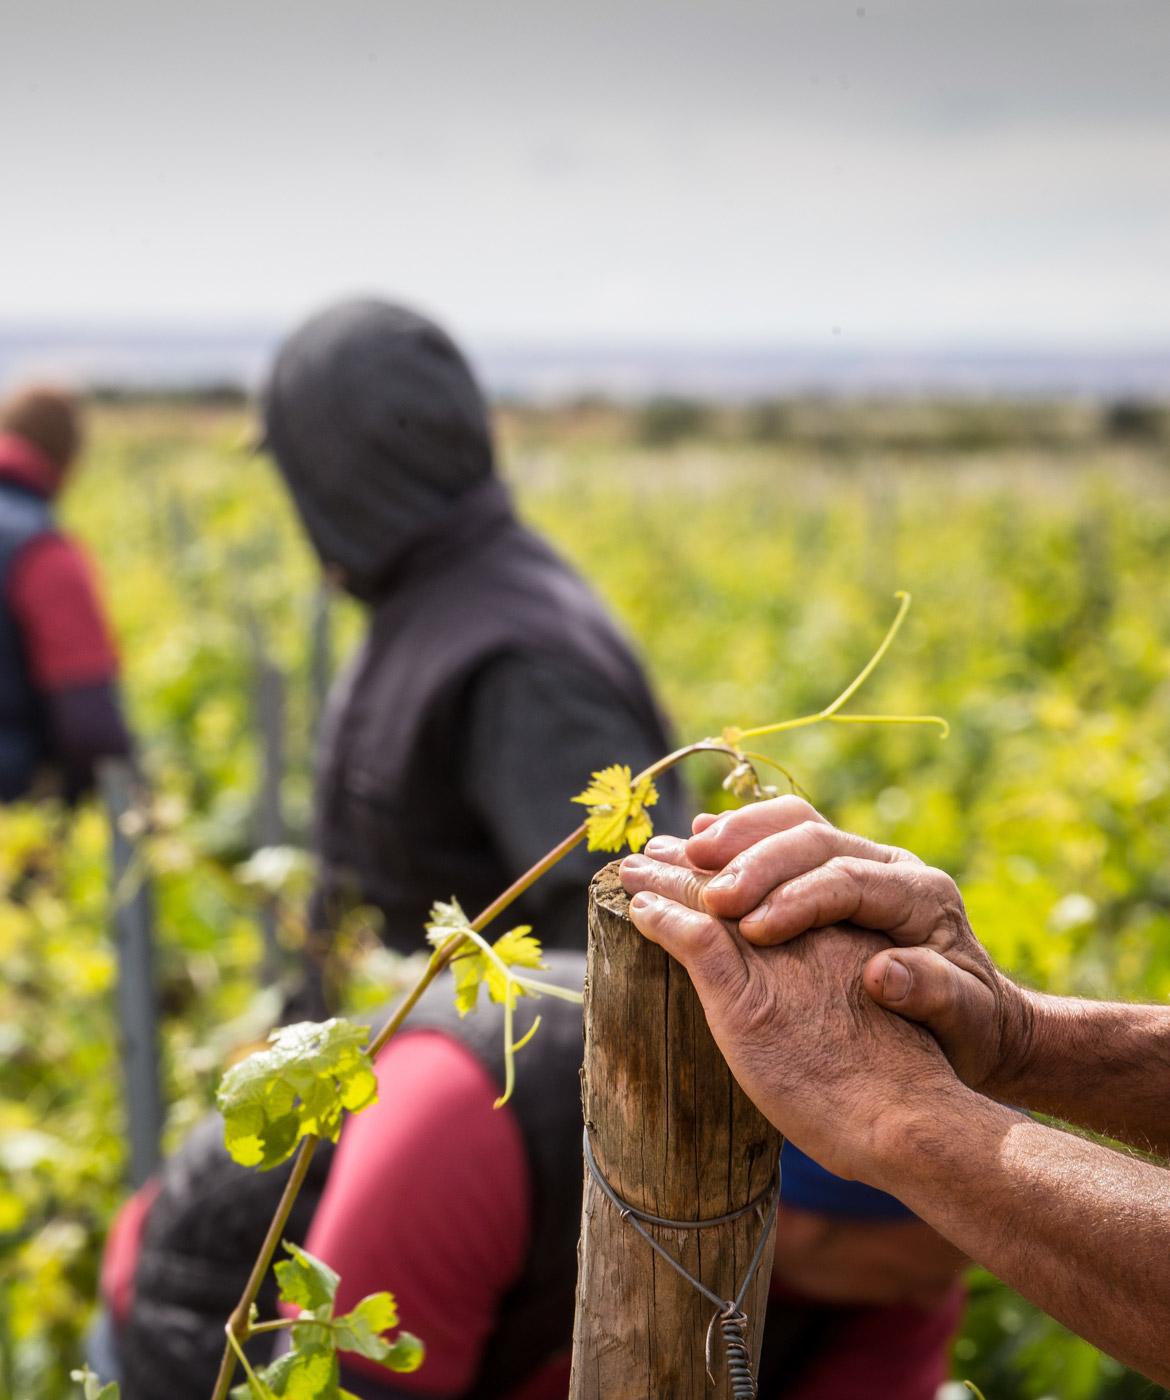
[618,795,1033,1190]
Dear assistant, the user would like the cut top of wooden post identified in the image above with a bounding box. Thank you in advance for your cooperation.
[583,863,779,1225]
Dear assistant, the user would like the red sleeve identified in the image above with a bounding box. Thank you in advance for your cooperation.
[5,533,120,688]
[101,1180,161,1325]
[780,1283,965,1400]
[296,1030,531,1396]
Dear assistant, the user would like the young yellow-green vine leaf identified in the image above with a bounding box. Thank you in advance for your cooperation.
[230,1343,337,1400]
[379,1332,426,1374]
[571,763,659,852]
[274,1240,340,1317]
[333,1292,398,1355]
[425,898,581,1107]
[425,899,545,1015]
[232,1244,425,1398]
[71,1367,120,1400]
[334,1295,424,1371]
[217,1019,378,1170]
[483,926,544,1008]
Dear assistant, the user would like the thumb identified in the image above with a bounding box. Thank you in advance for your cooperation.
[627,893,749,1007]
[863,946,996,1072]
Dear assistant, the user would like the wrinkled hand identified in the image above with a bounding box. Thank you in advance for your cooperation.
[631,795,1033,1098]
[618,844,956,1185]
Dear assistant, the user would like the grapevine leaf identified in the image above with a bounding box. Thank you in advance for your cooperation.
[229,1374,276,1400]
[329,1297,426,1372]
[426,900,546,1015]
[274,1241,340,1318]
[217,1019,378,1169]
[240,1246,424,1394]
[290,1320,333,1349]
[237,1342,339,1399]
[383,1332,426,1373]
[424,897,472,944]
[334,1291,398,1357]
[483,927,543,1009]
[452,947,488,1017]
[571,764,659,852]
[71,1368,120,1400]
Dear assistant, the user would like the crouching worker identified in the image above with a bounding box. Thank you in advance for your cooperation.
[0,385,132,803]
[95,952,964,1400]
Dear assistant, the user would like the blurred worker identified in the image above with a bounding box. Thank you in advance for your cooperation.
[0,384,132,802]
[261,298,688,962]
[97,952,964,1400]
[621,796,1170,1390]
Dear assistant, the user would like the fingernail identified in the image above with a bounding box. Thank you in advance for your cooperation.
[622,854,648,871]
[882,958,911,1002]
[696,815,725,838]
[643,837,671,857]
[706,873,736,891]
[630,892,658,912]
[739,900,768,928]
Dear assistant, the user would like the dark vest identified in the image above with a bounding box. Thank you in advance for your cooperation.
[313,479,675,951]
[0,482,53,800]
[118,953,586,1400]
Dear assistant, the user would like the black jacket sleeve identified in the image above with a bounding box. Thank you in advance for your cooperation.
[460,653,691,950]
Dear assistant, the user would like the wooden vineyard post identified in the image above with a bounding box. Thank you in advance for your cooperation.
[570,865,782,1400]
[247,615,287,983]
[100,759,165,1188]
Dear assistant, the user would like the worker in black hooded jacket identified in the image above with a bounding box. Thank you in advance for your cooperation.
[261,297,688,966]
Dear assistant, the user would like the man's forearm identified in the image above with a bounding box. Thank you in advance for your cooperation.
[872,1086,1170,1386]
[999,993,1170,1153]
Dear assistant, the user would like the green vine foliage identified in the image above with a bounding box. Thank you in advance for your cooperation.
[70,1367,119,1400]
[217,1020,378,1171]
[226,1242,422,1400]
[194,592,943,1397]
[22,402,1165,1400]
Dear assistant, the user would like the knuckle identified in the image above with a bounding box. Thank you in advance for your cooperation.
[795,819,833,861]
[679,868,710,910]
[797,866,849,928]
[825,854,867,887]
[921,865,963,911]
[762,793,817,827]
[888,844,925,866]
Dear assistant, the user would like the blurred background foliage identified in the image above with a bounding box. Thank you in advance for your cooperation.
[2,397,1170,1398]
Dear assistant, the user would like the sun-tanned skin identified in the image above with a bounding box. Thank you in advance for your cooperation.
[619,796,1170,1388]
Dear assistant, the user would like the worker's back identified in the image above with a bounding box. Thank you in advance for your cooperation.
[0,452,57,798]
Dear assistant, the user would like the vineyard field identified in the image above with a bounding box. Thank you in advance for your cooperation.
[3,398,1170,1398]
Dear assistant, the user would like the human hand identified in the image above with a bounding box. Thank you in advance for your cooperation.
[617,847,958,1186]
[637,796,1034,1099]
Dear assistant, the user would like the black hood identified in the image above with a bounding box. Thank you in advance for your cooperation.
[262,298,495,600]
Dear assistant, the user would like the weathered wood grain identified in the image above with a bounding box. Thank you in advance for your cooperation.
[569,863,781,1399]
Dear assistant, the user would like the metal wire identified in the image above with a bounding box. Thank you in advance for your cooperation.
[582,1128,780,1393]
[706,1308,756,1399]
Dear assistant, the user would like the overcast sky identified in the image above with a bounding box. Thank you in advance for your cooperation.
[2,0,1169,347]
